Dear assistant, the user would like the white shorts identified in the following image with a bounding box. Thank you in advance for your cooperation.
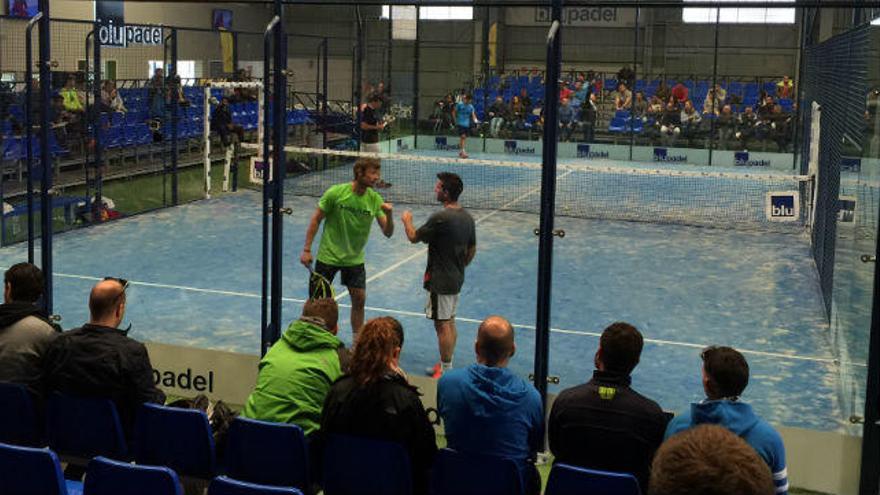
[361,142,380,153]
[425,291,459,321]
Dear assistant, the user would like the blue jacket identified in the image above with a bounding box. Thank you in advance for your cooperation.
[438,364,543,477]
[665,399,788,494]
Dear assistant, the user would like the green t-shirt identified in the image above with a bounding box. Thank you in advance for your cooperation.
[317,182,385,266]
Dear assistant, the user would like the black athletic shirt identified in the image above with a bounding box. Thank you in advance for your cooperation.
[416,207,476,294]
[362,106,379,143]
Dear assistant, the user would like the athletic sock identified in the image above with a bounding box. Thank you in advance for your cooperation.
[441,360,453,372]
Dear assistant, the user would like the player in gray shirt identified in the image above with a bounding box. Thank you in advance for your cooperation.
[402,172,476,378]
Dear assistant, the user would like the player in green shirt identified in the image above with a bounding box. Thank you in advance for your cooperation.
[300,158,394,338]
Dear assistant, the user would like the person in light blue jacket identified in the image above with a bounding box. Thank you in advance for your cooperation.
[437,315,544,495]
[665,346,788,495]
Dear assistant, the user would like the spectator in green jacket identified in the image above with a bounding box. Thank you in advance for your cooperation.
[242,298,349,436]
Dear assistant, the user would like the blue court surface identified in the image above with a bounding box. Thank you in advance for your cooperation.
[0,150,856,433]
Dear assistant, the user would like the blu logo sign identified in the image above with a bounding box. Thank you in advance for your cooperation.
[765,191,800,222]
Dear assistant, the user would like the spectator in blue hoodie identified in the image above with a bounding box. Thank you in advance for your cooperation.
[437,315,543,495]
[665,346,788,495]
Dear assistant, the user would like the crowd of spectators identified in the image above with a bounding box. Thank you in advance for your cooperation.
[435,70,799,152]
[0,260,788,495]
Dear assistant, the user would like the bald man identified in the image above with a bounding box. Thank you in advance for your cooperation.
[437,316,544,495]
[44,278,165,437]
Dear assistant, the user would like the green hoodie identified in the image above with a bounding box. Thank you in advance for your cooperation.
[242,317,344,435]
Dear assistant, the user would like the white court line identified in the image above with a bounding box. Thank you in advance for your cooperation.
[334,169,574,302]
[39,240,854,368]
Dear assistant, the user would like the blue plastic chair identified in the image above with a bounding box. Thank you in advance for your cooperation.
[209,476,303,495]
[322,434,412,495]
[46,393,128,462]
[134,403,216,480]
[545,463,641,495]
[430,448,523,495]
[0,382,43,446]
[608,117,629,133]
[83,456,182,495]
[225,417,309,490]
[0,442,84,495]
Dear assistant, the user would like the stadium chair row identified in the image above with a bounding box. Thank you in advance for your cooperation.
[0,381,644,495]
[0,444,300,495]
[1,134,67,161]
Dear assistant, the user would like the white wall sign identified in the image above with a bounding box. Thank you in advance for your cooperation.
[506,7,636,27]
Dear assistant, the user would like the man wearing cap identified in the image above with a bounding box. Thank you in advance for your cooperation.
[401,172,476,378]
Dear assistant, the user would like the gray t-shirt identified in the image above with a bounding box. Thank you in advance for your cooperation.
[416,207,476,295]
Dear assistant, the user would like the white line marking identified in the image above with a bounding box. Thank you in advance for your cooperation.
[37,220,851,368]
[334,169,574,302]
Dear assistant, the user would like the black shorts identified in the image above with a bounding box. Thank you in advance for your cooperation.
[457,125,471,137]
[312,260,366,295]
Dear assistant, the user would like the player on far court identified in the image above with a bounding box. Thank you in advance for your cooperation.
[360,94,385,153]
[401,172,476,378]
[453,94,479,159]
[300,158,394,339]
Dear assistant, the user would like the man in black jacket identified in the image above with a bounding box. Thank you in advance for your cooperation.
[548,322,669,491]
[0,263,59,401]
[43,278,165,436]
[211,96,244,147]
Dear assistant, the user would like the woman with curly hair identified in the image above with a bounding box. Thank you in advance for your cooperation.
[320,316,437,494]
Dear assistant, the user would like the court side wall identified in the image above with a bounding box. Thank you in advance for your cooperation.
[145,341,860,494]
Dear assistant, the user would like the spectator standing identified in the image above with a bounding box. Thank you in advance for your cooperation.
[581,92,598,143]
[776,75,794,99]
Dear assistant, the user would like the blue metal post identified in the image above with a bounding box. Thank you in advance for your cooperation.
[24,12,42,262]
[269,1,287,346]
[261,15,279,356]
[170,28,179,205]
[534,0,562,409]
[38,0,52,313]
[93,22,103,211]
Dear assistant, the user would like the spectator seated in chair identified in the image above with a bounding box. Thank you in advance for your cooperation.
[0,263,59,402]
